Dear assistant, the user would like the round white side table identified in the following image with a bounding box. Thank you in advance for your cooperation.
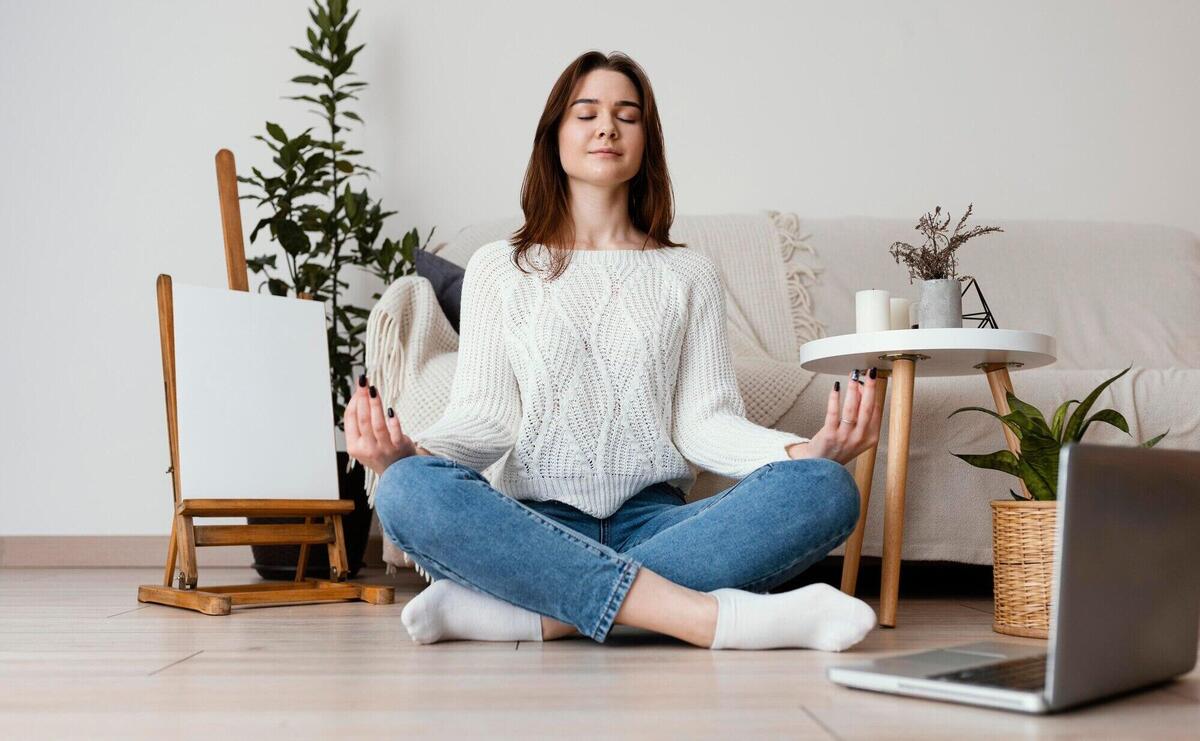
[799,328,1056,628]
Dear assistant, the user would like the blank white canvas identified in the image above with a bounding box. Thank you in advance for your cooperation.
[172,282,339,517]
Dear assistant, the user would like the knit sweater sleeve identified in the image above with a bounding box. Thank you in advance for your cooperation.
[670,257,809,478]
[411,245,521,472]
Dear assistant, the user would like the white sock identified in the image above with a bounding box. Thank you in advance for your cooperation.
[707,582,877,651]
[400,578,545,644]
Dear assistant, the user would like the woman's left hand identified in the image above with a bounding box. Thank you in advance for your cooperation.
[345,374,418,477]
[787,368,883,465]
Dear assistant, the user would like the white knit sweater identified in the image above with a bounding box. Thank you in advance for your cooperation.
[411,240,809,518]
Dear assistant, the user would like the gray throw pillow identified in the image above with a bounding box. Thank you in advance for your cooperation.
[413,248,466,332]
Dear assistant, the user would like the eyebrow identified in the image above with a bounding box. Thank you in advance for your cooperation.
[569,98,642,111]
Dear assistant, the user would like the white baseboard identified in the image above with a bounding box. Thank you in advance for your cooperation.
[0,536,386,568]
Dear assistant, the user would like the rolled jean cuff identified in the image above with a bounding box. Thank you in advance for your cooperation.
[588,557,641,642]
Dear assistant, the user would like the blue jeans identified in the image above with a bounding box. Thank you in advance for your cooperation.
[375,455,860,643]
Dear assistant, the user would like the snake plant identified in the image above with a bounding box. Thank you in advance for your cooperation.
[949,366,1168,500]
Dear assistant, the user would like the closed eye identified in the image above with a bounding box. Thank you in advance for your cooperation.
[577,116,637,124]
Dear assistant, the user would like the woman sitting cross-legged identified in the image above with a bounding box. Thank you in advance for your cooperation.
[345,50,883,650]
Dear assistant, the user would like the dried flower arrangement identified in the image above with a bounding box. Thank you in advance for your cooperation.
[889,204,1003,283]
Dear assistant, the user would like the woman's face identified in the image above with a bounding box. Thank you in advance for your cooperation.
[557,69,645,190]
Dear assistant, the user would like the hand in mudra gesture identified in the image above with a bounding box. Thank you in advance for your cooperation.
[344,373,419,476]
[788,368,884,466]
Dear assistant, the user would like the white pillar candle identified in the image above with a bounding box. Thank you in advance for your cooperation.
[889,297,912,331]
[909,301,921,329]
[855,289,891,333]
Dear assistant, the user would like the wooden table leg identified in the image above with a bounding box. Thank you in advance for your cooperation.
[880,358,916,628]
[981,363,1032,500]
[841,372,889,596]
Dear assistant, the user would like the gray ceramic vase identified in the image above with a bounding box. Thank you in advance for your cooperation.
[918,278,963,329]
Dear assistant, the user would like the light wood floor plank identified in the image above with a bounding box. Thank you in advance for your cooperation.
[0,568,1196,740]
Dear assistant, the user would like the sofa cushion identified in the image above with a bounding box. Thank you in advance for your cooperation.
[413,247,466,332]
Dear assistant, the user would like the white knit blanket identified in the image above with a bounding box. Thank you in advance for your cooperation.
[358,210,825,572]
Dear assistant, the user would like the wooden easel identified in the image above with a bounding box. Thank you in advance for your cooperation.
[137,149,394,615]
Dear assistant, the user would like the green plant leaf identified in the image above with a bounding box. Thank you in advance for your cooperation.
[265,121,288,144]
[246,254,277,273]
[1063,366,1132,442]
[1142,429,1169,448]
[291,75,323,85]
[1079,409,1131,440]
[1016,454,1056,500]
[294,47,329,69]
[1051,399,1080,442]
[267,277,290,297]
[948,406,1025,440]
[1001,408,1046,440]
[248,216,272,244]
[314,4,331,31]
[1005,390,1047,429]
[331,56,353,77]
[276,219,310,255]
[1016,430,1061,499]
[952,450,1020,477]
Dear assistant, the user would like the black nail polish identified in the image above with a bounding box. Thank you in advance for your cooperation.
[358,373,367,387]
[834,381,841,392]
[369,385,377,398]
[387,407,395,418]
[851,369,860,382]
[869,367,877,380]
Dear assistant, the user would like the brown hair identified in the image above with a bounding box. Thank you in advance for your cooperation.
[509,50,685,280]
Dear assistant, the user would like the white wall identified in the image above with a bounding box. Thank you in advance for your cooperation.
[3,0,1198,536]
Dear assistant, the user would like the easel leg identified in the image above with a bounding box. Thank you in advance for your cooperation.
[841,372,889,596]
[326,515,350,581]
[880,358,915,628]
[981,363,1033,500]
[163,519,178,587]
[295,516,312,582]
[175,514,198,589]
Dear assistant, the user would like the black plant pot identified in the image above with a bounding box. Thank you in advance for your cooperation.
[249,451,372,580]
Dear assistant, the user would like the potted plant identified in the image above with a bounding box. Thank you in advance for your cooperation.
[949,366,1167,637]
[890,204,1002,328]
[236,0,435,579]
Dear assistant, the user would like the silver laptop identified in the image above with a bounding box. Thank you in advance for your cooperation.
[827,442,1200,714]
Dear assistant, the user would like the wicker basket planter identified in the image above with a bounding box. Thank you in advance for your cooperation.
[991,499,1057,638]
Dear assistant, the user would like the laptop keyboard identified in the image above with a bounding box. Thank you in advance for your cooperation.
[929,654,1048,691]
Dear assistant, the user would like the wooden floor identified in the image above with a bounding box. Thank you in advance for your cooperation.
[1,568,1196,740]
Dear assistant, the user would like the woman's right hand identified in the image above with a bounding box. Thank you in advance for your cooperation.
[344,373,418,476]
[788,368,883,465]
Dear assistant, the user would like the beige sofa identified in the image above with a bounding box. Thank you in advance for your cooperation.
[368,212,1199,572]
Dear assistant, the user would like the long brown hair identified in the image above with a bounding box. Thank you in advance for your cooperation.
[510,50,685,280]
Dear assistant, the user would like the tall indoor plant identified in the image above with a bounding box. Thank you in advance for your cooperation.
[237,0,434,578]
[949,366,1167,637]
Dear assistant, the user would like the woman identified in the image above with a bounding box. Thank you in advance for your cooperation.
[345,51,883,650]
